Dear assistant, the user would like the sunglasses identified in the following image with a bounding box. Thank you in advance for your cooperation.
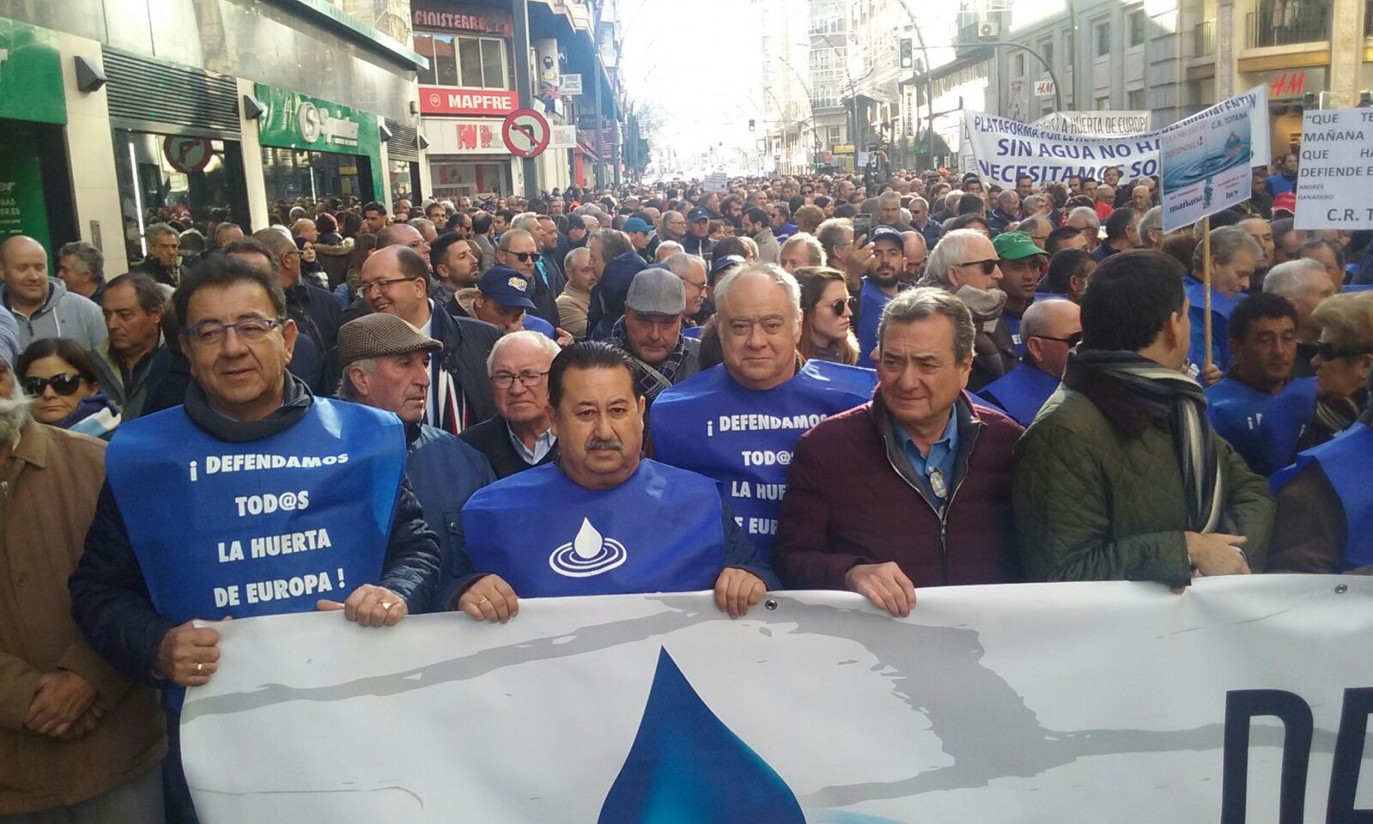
[958,259,999,275]
[23,373,85,396]
[1315,341,1373,361]
[1032,331,1083,348]
[827,296,857,315]
[504,251,536,263]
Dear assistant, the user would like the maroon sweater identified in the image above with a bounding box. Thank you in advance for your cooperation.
[774,392,1024,590]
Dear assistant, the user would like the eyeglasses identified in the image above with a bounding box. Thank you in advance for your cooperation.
[491,369,549,389]
[1315,341,1373,361]
[1031,331,1083,348]
[826,296,857,315]
[503,251,537,263]
[23,373,85,396]
[958,259,999,275]
[356,276,419,298]
[184,317,286,347]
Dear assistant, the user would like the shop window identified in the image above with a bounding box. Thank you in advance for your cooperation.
[390,160,417,207]
[113,129,246,268]
[260,148,371,224]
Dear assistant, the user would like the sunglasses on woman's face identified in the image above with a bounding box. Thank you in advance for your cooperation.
[23,373,84,396]
[1315,340,1373,361]
[827,296,857,315]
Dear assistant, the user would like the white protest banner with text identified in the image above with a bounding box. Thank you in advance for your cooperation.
[1294,108,1373,230]
[182,577,1372,823]
[1032,110,1152,137]
[1160,90,1259,231]
[964,87,1268,189]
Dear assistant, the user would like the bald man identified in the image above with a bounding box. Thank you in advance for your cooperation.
[0,235,106,349]
[976,298,1081,427]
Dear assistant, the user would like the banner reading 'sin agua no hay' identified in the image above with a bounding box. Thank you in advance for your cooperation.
[963,86,1268,188]
[181,577,1371,823]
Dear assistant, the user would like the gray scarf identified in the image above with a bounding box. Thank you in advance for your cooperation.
[1070,350,1223,533]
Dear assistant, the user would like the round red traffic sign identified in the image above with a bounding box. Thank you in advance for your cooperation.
[502,108,551,158]
[163,136,214,174]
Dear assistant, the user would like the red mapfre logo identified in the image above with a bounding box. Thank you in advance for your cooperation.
[420,87,518,116]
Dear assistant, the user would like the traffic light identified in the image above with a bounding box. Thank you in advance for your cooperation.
[748,118,756,131]
[899,38,914,71]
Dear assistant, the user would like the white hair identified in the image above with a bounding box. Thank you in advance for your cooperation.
[713,262,801,322]
[485,330,560,374]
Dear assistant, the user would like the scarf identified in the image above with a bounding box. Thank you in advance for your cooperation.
[1069,350,1223,534]
[184,372,312,443]
[954,285,1007,334]
[611,316,689,399]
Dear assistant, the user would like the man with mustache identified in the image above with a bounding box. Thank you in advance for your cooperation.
[444,342,777,622]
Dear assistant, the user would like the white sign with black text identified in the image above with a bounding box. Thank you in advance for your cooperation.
[1294,108,1373,230]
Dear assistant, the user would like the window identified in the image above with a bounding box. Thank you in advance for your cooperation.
[1095,21,1111,56]
[1129,11,1147,46]
[1041,40,1054,70]
[1128,89,1145,108]
[1012,53,1025,77]
[1096,95,1110,110]
[415,33,509,89]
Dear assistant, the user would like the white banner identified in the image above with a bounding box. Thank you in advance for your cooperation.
[1032,110,1152,137]
[548,124,577,150]
[963,87,1269,188]
[1294,108,1373,230]
[1160,90,1258,231]
[181,577,1372,822]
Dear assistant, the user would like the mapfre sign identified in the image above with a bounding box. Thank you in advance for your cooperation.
[420,86,518,116]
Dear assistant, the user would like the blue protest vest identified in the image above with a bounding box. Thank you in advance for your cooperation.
[461,460,725,596]
[855,277,893,369]
[524,312,557,341]
[977,363,1060,427]
[652,361,877,560]
[1205,376,1278,472]
[1271,424,1373,569]
[1257,377,1318,474]
[1184,275,1239,370]
[105,399,406,625]
[1002,312,1026,358]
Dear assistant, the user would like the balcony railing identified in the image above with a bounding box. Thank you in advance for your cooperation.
[1194,20,1215,56]
[1246,2,1330,48]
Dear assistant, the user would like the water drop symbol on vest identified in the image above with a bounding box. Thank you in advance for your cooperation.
[549,518,628,578]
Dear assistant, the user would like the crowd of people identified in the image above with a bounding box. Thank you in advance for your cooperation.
[1,155,1371,823]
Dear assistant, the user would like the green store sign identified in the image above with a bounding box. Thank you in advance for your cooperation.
[255,84,380,158]
[0,17,66,125]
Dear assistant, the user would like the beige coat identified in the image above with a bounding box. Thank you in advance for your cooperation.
[0,421,164,814]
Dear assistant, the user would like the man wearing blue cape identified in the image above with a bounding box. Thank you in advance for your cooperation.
[446,342,777,621]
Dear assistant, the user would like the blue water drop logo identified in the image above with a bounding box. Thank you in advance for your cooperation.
[599,648,804,823]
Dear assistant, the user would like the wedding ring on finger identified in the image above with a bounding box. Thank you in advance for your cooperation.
[196,662,203,674]
[381,601,393,610]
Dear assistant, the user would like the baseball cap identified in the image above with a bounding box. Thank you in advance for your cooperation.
[993,230,1046,261]
[710,254,745,280]
[688,207,711,221]
[477,265,537,310]
[623,217,653,233]
[336,313,442,369]
[869,226,904,248]
[626,267,686,316]
[1272,192,1296,216]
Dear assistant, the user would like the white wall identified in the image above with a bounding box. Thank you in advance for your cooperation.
[59,32,127,273]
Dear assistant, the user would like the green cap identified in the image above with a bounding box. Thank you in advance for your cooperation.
[993,230,1046,261]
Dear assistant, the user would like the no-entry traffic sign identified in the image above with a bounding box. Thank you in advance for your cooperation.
[502,108,551,158]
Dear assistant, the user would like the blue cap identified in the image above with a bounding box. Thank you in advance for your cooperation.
[869,225,904,248]
[687,207,712,221]
[623,217,653,233]
[477,265,536,310]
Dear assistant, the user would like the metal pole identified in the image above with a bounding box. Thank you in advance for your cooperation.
[594,55,605,189]
[512,0,539,199]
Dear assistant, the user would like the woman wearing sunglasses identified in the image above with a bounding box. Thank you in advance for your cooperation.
[795,267,860,365]
[15,338,120,438]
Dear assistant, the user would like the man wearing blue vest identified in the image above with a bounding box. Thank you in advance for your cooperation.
[650,263,877,561]
[1203,293,1298,472]
[448,342,777,622]
[977,298,1080,427]
[854,227,905,368]
[69,258,441,824]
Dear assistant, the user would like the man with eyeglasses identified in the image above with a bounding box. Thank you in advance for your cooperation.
[459,330,560,479]
[908,196,941,248]
[497,228,562,329]
[775,287,1024,617]
[357,246,502,433]
[922,229,1017,391]
[71,257,442,823]
[663,252,711,329]
[977,298,1081,427]
[336,312,496,594]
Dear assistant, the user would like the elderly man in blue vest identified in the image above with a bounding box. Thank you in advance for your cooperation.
[977,298,1081,426]
[445,341,777,622]
[69,257,440,824]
